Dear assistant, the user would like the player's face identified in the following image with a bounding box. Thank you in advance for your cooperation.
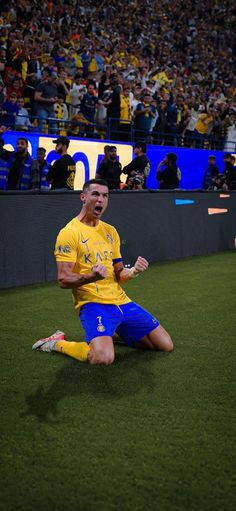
[81,184,109,219]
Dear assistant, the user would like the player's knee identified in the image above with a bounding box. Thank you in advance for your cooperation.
[89,347,115,365]
[96,352,115,365]
[163,334,174,352]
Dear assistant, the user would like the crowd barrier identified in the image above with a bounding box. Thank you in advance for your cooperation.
[1,131,235,190]
[0,190,235,288]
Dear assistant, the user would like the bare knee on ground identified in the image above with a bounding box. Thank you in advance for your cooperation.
[88,336,115,365]
[141,325,174,352]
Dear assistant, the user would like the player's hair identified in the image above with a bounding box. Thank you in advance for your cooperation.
[83,178,108,192]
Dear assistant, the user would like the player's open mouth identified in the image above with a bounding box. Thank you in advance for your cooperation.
[94,206,103,214]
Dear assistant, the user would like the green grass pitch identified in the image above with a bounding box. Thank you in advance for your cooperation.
[0,252,235,511]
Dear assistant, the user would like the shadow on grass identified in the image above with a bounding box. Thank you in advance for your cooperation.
[22,347,168,423]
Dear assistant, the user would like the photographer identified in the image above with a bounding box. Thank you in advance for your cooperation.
[125,172,145,190]
[123,141,150,188]
[156,153,181,190]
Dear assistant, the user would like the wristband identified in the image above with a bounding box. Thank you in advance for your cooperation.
[128,267,139,279]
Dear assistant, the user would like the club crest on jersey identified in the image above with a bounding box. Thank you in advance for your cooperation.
[106,233,113,244]
[97,315,105,332]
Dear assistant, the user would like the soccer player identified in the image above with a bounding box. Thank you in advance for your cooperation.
[32,179,173,364]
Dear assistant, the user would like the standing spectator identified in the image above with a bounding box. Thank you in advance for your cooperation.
[34,67,58,134]
[15,97,32,131]
[0,137,33,190]
[166,94,187,146]
[103,75,121,140]
[224,112,236,152]
[55,69,70,102]
[24,49,42,116]
[123,141,150,188]
[131,86,142,117]
[194,105,215,148]
[69,73,87,117]
[53,94,69,135]
[156,153,181,190]
[2,92,19,128]
[95,145,122,190]
[80,82,98,137]
[46,136,76,190]
[153,99,168,145]
[202,155,219,190]
[133,92,156,142]
[119,85,132,141]
[6,77,24,99]
[183,100,200,147]
[31,147,50,190]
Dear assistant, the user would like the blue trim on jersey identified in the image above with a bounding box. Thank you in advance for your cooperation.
[113,257,123,264]
[79,301,159,345]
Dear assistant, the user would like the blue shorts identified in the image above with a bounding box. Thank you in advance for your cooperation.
[79,301,159,346]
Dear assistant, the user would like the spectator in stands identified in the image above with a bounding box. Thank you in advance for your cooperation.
[133,92,156,142]
[0,136,34,190]
[95,145,122,190]
[55,69,71,102]
[0,0,235,148]
[80,81,99,137]
[119,85,132,141]
[123,141,150,189]
[34,67,58,133]
[183,99,200,147]
[2,92,18,129]
[6,77,24,99]
[224,112,236,152]
[156,153,181,190]
[69,73,87,118]
[102,75,121,140]
[15,97,32,131]
[31,147,50,190]
[202,155,219,190]
[153,99,168,145]
[166,94,187,146]
[54,93,69,135]
[46,136,76,190]
[194,105,215,148]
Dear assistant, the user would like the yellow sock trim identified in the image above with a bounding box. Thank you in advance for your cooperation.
[56,341,90,362]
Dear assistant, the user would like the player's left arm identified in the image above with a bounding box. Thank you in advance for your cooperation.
[114,256,149,283]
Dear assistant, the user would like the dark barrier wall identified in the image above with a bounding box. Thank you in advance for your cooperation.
[0,191,235,288]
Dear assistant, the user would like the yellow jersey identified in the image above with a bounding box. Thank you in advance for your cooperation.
[55,217,131,312]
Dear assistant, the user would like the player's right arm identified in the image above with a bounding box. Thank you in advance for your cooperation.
[57,261,107,289]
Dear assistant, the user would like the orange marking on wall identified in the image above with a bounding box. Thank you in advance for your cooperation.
[208,208,228,215]
[219,194,230,198]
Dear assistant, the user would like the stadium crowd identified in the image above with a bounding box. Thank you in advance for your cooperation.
[0,0,235,150]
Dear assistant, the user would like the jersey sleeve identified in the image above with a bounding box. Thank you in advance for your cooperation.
[54,227,77,262]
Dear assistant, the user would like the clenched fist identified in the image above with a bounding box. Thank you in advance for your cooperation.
[91,264,107,280]
[133,256,149,274]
